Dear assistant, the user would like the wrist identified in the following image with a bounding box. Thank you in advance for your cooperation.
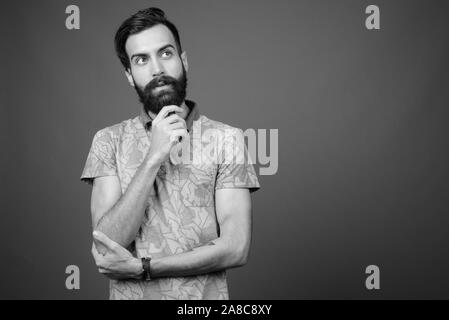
[131,258,144,280]
[145,151,164,168]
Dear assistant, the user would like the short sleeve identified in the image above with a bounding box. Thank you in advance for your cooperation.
[215,128,260,193]
[80,129,118,185]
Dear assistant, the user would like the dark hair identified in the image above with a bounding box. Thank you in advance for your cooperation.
[114,7,182,70]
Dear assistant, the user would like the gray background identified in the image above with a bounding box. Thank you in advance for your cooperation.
[1,0,449,299]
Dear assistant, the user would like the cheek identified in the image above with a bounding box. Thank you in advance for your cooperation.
[131,68,151,87]
[164,59,184,79]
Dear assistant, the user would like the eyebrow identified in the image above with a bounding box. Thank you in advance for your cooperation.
[130,44,176,61]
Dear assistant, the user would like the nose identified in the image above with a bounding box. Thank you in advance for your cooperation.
[151,59,164,77]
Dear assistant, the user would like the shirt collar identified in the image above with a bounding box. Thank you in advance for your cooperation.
[139,100,200,132]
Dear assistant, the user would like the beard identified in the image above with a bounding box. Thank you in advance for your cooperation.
[133,67,187,115]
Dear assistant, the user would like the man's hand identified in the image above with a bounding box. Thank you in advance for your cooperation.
[92,230,143,280]
[147,105,188,164]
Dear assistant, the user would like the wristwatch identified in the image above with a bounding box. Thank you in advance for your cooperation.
[141,257,152,281]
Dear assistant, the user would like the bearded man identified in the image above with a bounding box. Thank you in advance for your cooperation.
[80,7,260,300]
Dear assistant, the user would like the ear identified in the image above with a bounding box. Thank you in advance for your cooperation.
[124,68,135,87]
[180,51,189,73]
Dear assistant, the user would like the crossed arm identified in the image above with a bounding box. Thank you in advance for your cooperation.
[90,174,253,280]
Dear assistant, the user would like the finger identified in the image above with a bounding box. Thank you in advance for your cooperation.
[170,129,189,144]
[93,230,118,251]
[167,121,187,131]
[95,242,108,256]
[92,242,105,258]
[163,114,186,126]
[91,243,106,262]
[153,105,183,122]
[92,240,106,256]
[98,268,111,277]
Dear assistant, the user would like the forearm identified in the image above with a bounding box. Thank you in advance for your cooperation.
[96,153,161,248]
[150,237,248,278]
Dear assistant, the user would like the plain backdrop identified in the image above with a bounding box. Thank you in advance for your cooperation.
[1,0,449,299]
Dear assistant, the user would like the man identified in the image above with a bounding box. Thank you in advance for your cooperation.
[80,7,260,300]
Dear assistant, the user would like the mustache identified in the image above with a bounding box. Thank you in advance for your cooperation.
[144,75,179,92]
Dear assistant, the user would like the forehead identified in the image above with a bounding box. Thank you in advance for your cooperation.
[125,24,177,55]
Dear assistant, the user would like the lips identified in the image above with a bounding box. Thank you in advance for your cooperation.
[154,84,172,90]
[147,75,177,92]
[155,79,173,88]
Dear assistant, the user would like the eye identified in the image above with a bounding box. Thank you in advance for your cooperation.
[161,50,173,58]
[135,56,148,65]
